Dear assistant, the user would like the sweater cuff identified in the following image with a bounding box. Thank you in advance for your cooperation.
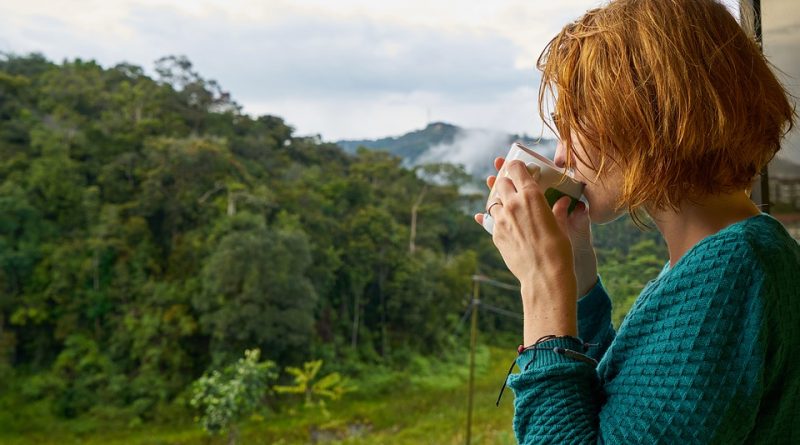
[515,336,586,371]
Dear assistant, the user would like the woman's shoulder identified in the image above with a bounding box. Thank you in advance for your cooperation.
[664,213,798,282]
[738,214,800,311]
[715,212,800,287]
[615,215,795,348]
[738,213,800,269]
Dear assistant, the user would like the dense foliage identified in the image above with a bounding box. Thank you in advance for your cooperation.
[190,349,277,439]
[0,53,667,427]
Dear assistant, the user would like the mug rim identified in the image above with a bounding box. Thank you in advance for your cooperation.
[512,141,560,171]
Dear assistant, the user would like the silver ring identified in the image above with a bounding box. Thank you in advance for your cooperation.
[486,200,503,216]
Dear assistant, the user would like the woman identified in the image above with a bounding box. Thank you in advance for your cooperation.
[473,0,799,443]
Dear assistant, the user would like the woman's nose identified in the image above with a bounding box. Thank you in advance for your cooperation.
[554,141,566,169]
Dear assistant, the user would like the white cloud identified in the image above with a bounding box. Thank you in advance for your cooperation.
[253,85,549,141]
[0,0,604,140]
[416,128,515,175]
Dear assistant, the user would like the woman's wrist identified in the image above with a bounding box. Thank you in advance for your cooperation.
[574,251,598,298]
[520,268,576,306]
[520,278,578,344]
[522,307,578,346]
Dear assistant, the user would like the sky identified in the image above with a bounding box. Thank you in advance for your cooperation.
[1,0,603,141]
[1,0,797,165]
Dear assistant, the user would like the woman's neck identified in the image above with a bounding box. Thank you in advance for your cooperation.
[646,190,762,268]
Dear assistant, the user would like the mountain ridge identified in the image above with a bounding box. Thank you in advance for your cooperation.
[336,122,557,180]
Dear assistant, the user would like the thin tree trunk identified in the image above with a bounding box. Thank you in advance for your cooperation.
[409,186,427,254]
[227,425,239,445]
[379,265,387,357]
[93,248,100,291]
[227,192,236,216]
[351,287,360,349]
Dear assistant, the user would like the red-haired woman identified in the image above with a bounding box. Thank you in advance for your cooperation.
[474,0,799,442]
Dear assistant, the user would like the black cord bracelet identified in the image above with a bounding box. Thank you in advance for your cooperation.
[495,335,599,407]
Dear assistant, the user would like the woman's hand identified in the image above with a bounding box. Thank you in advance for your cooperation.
[473,159,579,342]
[478,157,599,299]
[549,180,599,298]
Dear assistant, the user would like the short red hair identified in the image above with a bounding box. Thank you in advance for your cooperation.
[538,0,796,228]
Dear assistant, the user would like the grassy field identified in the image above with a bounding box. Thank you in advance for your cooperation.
[0,345,519,445]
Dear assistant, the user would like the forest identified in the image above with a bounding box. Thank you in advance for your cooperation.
[0,53,668,443]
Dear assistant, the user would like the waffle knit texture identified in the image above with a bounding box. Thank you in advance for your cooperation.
[507,212,800,444]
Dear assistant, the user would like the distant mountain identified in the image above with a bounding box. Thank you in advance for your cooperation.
[336,122,557,181]
[337,122,461,162]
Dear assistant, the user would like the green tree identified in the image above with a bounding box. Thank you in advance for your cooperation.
[194,212,317,365]
[190,348,277,444]
[598,239,667,327]
[50,334,115,418]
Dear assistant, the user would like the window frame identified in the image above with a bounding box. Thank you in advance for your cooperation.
[741,0,773,213]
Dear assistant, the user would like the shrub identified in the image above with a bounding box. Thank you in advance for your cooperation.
[189,348,277,444]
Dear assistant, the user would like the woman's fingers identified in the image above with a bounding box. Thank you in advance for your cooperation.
[505,160,539,193]
[551,195,573,235]
[551,196,593,248]
[494,157,505,171]
[494,174,518,197]
[484,156,506,190]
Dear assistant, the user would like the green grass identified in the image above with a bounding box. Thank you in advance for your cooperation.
[0,346,519,445]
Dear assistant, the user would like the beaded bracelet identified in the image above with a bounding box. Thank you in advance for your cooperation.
[495,334,599,406]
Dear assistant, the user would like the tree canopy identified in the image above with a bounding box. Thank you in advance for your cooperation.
[0,52,667,423]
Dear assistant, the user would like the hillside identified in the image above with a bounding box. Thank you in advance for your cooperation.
[337,122,461,160]
[337,122,558,179]
[0,53,515,426]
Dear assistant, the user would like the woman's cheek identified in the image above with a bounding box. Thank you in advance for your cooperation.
[583,188,610,224]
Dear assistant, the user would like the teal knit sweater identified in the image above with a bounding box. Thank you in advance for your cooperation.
[507,212,800,444]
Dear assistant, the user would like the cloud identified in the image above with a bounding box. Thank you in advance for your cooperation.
[415,127,557,178]
[415,128,512,175]
[122,5,534,101]
[0,1,549,140]
[251,84,551,141]
[7,0,771,150]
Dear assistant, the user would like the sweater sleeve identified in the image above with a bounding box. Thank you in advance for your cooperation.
[507,248,765,444]
[576,275,615,363]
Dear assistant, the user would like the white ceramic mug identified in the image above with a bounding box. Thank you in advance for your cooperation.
[482,142,586,235]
